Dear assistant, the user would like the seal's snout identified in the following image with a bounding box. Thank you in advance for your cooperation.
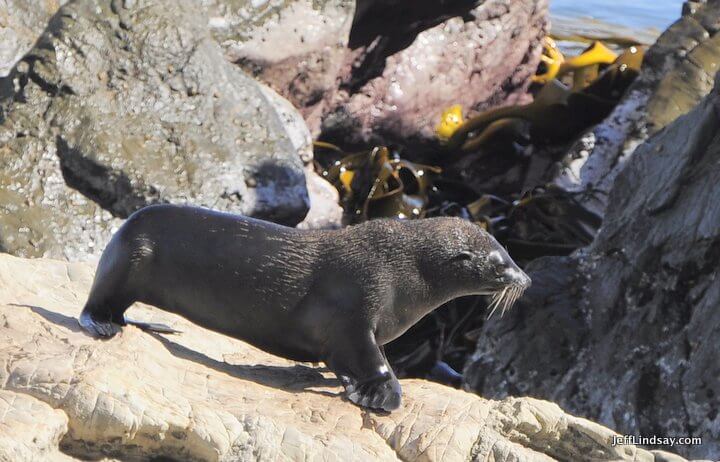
[485,257,530,319]
[498,261,532,290]
[503,265,531,289]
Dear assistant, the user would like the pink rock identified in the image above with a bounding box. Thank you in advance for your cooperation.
[322,0,548,152]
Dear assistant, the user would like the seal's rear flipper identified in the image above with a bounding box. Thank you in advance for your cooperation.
[124,318,182,335]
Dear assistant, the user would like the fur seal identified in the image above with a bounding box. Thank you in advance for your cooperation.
[79,204,530,411]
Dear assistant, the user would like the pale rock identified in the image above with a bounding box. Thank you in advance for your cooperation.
[0,253,675,461]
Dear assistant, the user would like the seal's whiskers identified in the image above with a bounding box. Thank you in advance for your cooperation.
[487,284,526,319]
[486,286,507,319]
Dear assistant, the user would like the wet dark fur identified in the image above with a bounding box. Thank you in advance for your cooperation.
[79,204,529,411]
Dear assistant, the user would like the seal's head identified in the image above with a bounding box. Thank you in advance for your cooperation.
[429,218,531,316]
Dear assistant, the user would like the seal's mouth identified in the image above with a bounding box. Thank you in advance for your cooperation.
[486,284,526,319]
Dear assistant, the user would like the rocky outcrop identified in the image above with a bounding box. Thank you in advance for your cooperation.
[556,0,720,215]
[0,252,685,462]
[0,0,68,76]
[464,66,720,461]
[0,0,325,259]
[205,0,355,136]
[320,0,548,152]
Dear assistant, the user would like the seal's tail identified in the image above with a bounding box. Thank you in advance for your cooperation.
[124,318,182,335]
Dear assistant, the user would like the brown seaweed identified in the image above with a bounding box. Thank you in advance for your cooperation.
[313,39,643,383]
[317,144,441,223]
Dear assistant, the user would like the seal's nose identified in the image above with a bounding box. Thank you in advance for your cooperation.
[520,271,532,289]
[503,266,532,289]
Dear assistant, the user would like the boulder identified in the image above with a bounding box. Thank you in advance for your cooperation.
[556,0,720,215]
[0,252,680,462]
[0,0,319,259]
[320,0,548,153]
[205,0,355,136]
[0,0,68,76]
[464,68,720,461]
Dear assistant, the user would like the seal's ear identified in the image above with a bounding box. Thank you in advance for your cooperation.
[454,250,475,261]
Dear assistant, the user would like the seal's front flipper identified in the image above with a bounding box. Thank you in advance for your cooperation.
[78,309,121,338]
[346,372,402,411]
[124,318,182,335]
[326,333,402,412]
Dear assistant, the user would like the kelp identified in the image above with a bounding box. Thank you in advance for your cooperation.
[315,142,602,263]
[436,104,464,141]
[485,185,602,262]
[317,144,441,223]
[442,43,645,151]
[312,38,641,384]
[532,37,565,84]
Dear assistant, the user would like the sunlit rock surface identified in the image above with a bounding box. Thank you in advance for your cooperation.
[0,0,69,76]
[0,390,72,461]
[0,253,680,462]
[205,0,355,136]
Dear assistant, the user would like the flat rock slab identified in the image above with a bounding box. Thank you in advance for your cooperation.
[0,253,670,461]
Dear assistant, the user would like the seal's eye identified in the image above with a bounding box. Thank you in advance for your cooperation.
[454,251,475,262]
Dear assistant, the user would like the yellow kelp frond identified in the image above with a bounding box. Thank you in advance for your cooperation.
[532,37,565,84]
[436,104,465,140]
[339,169,354,192]
[561,41,617,73]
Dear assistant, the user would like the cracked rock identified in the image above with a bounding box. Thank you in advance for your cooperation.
[0,253,674,462]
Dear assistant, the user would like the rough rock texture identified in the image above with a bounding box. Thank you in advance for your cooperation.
[320,0,548,152]
[464,71,720,460]
[204,0,355,136]
[0,390,73,462]
[256,82,343,229]
[0,0,325,259]
[556,0,720,215]
[0,253,680,462]
[0,0,68,76]
[297,165,343,229]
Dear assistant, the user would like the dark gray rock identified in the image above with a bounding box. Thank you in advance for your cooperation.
[0,0,312,258]
[464,72,720,460]
[556,0,720,216]
[464,256,587,397]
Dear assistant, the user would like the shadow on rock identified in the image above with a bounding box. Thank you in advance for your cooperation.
[16,303,339,397]
[148,332,339,397]
[12,304,85,334]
